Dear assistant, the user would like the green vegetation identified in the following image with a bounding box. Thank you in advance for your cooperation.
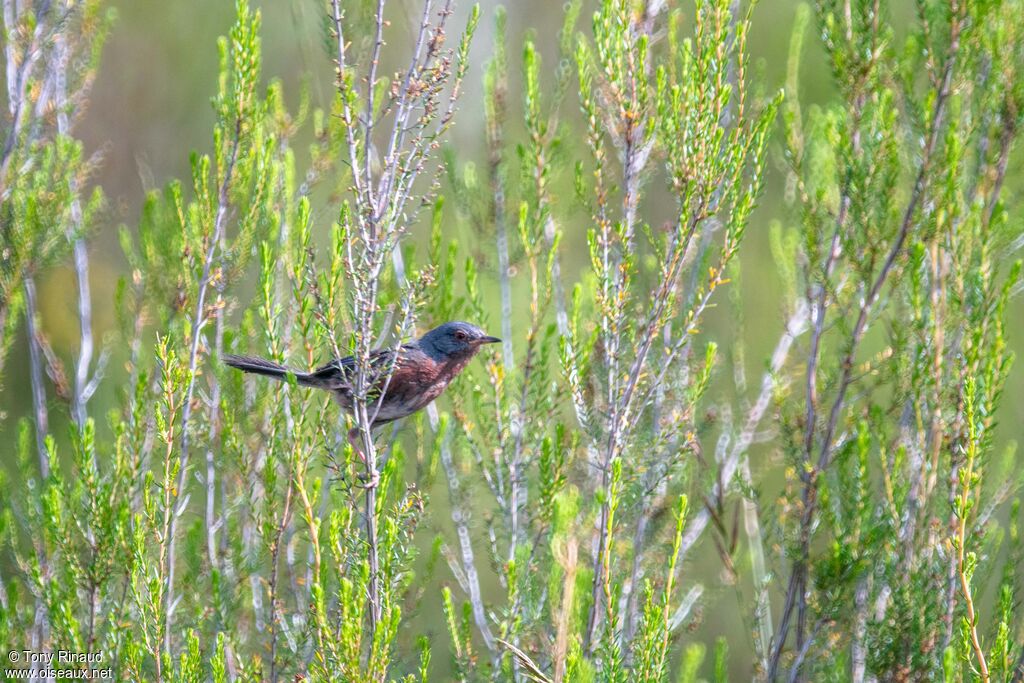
[1,0,1023,680]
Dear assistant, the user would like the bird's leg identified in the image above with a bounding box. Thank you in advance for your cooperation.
[346,426,362,456]
[348,426,380,489]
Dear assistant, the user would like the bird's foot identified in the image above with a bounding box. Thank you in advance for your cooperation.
[347,426,380,488]
[357,469,381,489]
[347,427,369,463]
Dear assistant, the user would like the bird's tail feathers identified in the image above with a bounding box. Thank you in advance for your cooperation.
[223,354,315,386]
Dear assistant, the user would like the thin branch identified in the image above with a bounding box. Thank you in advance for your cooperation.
[164,117,243,654]
[0,0,54,195]
[678,301,809,561]
[769,7,963,675]
[432,403,498,655]
[23,276,50,478]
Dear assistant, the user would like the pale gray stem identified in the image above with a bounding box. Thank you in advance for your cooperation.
[678,302,808,564]
[24,277,49,478]
[851,575,869,683]
[375,0,436,217]
[667,584,704,632]
[544,215,569,336]
[363,0,386,212]
[24,275,53,683]
[51,28,95,434]
[495,186,514,369]
[0,0,52,193]
[205,303,225,571]
[586,113,657,651]
[741,454,773,671]
[357,401,382,633]
[70,238,93,429]
[164,120,241,654]
[430,402,498,656]
[328,0,367,202]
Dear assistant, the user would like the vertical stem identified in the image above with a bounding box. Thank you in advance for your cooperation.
[363,0,386,215]
[433,403,497,655]
[741,455,773,670]
[70,237,93,429]
[585,69,642,662]
[268,470,294,683]
[328,0,469,664]
[491,120,513,370]
[850,575,869,683]
[51,28,95,435]
[0,0,52,193]
[205,304,225,572]
[24,275,53,683]
[164,121,241,654]
[357,404,382,638]
[23,277,50,479]
[955,382,990,682]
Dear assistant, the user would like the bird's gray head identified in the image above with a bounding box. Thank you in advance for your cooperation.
[418,321,501,360]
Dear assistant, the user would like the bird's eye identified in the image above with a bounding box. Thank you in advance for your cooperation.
[455,331,467,341]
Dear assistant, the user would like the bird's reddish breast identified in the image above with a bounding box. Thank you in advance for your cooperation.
[384,354,442,410]
[394,353,471,409]
[393,355,438,385]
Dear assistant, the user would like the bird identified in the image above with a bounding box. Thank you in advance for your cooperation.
[223,321,500,448]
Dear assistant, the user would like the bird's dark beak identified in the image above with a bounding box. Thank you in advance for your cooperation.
[479,335,501,345]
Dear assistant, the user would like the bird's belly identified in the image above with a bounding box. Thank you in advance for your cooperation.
[372,399,419,422]
[381,378,449,422]
[413,380,449,409]
[329,367,453,425]
[331,390,416,422]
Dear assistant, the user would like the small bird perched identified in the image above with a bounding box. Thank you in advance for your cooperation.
[224,321,500,439]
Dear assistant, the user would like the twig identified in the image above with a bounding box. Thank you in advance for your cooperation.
[23,274,53,683]
[164,117,242,654]
[953,380,990,682]
[50,27,97,434]
[268,463,295,683]
[498,639,553,683]
[678,301,809,561]
[432,403,497,654]
[768,9,962,675]
[23,277,50,478]
[327,0,471,649]
[0,0,54,194]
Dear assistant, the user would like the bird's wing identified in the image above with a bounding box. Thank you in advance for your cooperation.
[307,346,407,392]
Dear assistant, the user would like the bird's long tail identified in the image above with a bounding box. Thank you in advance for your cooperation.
[223,354,317,387]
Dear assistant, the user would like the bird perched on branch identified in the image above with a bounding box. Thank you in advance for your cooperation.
[224,321,500,444]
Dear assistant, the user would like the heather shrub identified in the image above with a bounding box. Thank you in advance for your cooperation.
[2,0,1023,681]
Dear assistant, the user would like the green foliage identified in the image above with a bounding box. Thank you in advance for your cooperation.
[2,0,1024,681]
[0,0,110,388]
[769,0,1024,679]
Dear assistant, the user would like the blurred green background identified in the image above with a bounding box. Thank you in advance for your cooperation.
[0,0,831,434]
[4,0,1020,677]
